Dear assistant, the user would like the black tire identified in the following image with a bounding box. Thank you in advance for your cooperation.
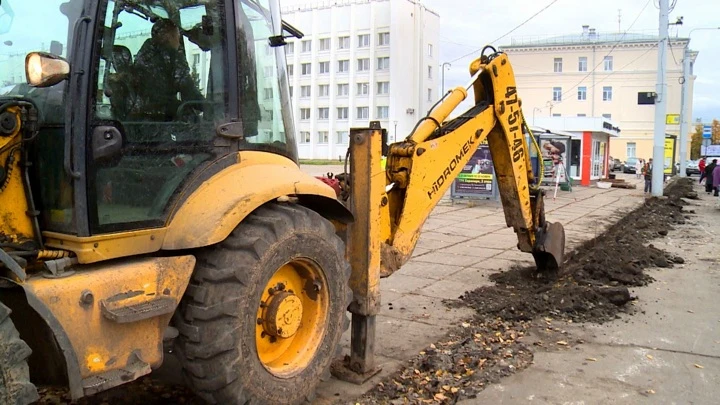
[0,302,38,405]
[174,203,351,404]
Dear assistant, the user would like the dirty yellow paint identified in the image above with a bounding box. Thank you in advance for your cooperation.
[0,107,35,242]
[163,151,338,250]
[23,255,195,381]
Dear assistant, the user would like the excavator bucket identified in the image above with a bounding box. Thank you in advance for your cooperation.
[533,221,566,277]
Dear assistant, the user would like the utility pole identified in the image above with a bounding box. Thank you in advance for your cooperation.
[678,45,690,177]
[651,0,669,196]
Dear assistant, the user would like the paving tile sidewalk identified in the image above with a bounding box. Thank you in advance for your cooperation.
[315,172,649,403]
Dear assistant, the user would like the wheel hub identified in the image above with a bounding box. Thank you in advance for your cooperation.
[262,291,303,338]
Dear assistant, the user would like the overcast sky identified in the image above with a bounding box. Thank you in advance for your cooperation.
[282,0,720,122]
[421,0,720,122]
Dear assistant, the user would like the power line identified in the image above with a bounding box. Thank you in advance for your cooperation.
[538,44,659,112]
[447,0,560,64]
[550,0,653,106]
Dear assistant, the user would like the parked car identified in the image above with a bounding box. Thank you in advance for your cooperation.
[686,160,700,176]
[622,157,639,173]
[611,158,622,171]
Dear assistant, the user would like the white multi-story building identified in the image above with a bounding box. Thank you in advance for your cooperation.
[500,26,697,162]
[281,0,439,159]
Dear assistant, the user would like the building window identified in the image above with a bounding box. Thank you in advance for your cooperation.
[318,131,329,144]
[552,87,562,102]
[357,82,369,96]
[357,58,370,71]
[427,88,432,101]
[602,86,613,101]
[553,57,562,73]
[264,66,273,77]
[578,86,587,101]
[263,88,273,100]
[301,40,311,53]
[318,84,329,97]
[319,61,330,74]
[337,83,349,96]
[577,113,586,117]
[286,42,294,55]
[338,36,350,49]
[192,53,200,66]
[376,106,389,119]
[336,131,349,144]
[338,60,349,73]
[602,113,612,119]
[552,113,561,117]
[428,44,433,57]
[300,108,310,120]
[356,107,369,119]
[604,56,613,71]
[337,107,349,119]
[301,63,311,75]
[300,85,311,98]
[319,38,330,51]
[377,57,390,71]
[357,34,370,48]
[377,81,389,95]
[578,56,587,72]
[627,142,636,158]
[289,86,293,97]
[318,108,329,120]
[378,32,390,46]
[428,65,432,79]
[287,64,294,76]
[299,131,310,143]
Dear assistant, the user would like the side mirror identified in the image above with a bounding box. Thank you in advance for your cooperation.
[25,52,70,88]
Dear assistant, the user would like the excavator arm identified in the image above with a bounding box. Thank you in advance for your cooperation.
[331,47,565,383]
[381,48,565,276]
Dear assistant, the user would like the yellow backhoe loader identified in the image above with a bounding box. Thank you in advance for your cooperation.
[0,1,564,404]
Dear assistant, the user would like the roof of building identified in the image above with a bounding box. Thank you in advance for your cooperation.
[503,31,688,49]
[281,0,439,17]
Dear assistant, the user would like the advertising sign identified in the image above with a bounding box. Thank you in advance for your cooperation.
[539,136,569,184]
[701,144,720,156]
[665,114,680,125]
[451,140,495,199]
[663,137,675,174]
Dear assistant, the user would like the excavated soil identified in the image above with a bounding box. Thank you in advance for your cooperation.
[352,177,696,404]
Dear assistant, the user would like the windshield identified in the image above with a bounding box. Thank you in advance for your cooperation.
[237,0,297,160]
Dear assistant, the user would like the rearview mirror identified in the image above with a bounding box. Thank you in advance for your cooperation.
[25,52,70,88]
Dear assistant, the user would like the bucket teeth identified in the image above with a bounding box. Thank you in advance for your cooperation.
[533,221,566,277]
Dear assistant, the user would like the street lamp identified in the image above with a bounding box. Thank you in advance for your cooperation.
[678,26,720,177]
[532,107,542,126]
[393,120,398,142]
[441,62,451,97]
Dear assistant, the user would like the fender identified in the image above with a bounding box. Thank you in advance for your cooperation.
[162,152,352,250]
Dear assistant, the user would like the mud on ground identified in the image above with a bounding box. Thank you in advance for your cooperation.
[352,178,696,404]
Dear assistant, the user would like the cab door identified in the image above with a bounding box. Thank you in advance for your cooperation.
[86,0,236,233]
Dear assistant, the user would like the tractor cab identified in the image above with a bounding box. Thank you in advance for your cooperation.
[0,0,296,241]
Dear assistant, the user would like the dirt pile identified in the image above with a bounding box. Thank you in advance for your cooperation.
[353,178,695,404]
[354,319,534,404]
[458,177,694,324]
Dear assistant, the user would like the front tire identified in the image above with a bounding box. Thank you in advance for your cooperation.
[175,203,351,404]
[0,302,38,405]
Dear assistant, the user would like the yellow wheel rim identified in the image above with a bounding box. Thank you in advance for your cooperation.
[256,259,329,377]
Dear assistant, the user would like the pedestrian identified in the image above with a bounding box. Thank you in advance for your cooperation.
[643,158,653,194]
[704,159,717,194]
[713,161,720,197]
[698,157,706,184]
[635,158,643,179]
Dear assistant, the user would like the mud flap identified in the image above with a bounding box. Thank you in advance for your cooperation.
[532,221,566,276]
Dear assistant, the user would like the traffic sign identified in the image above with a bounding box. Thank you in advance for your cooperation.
[665,114,680,125]
[702,125,712,139]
